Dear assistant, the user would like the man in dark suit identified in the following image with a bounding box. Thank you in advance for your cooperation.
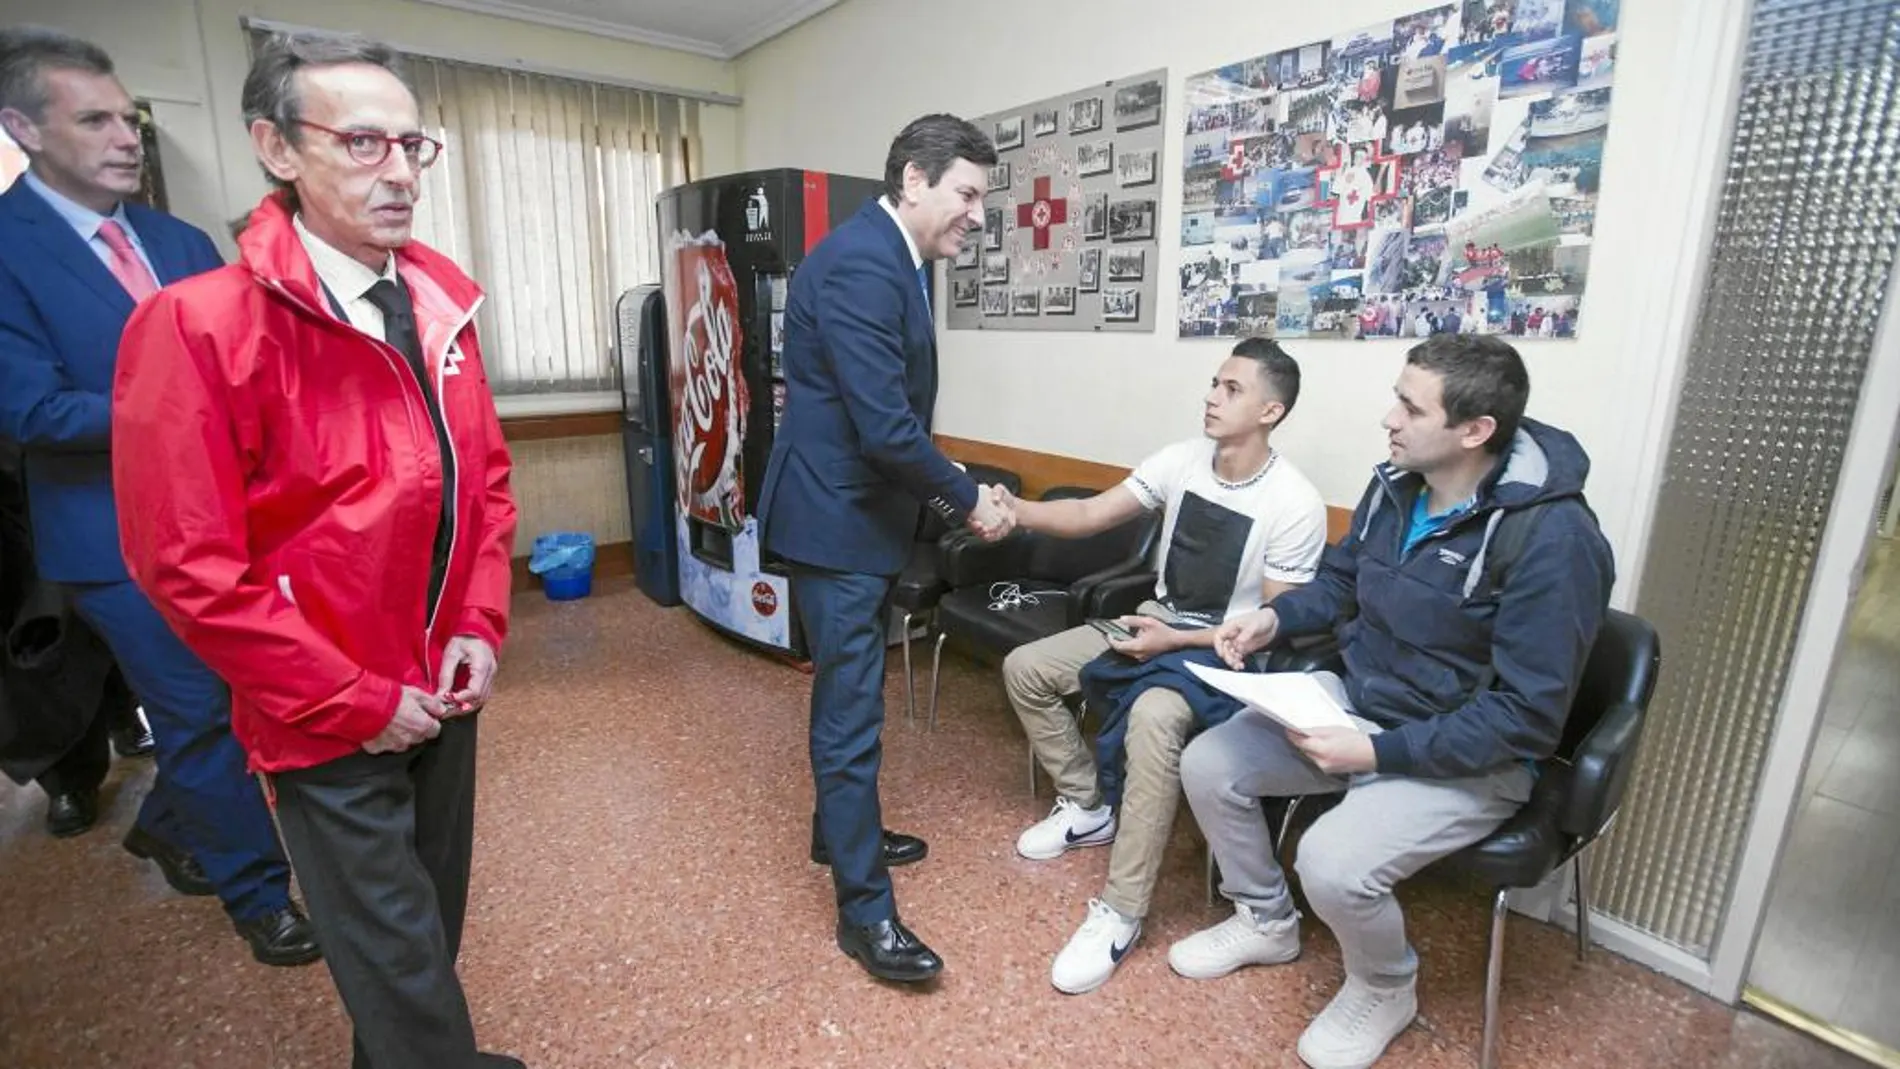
[0,27,317,965]
[759,114,1010,983]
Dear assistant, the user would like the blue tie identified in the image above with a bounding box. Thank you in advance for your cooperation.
[917,264,931,313]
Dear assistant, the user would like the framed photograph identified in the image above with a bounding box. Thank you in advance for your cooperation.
[1108,198,1156,242]
[1068,96,1104,134]
[1077,139,1114,177]
[951,278,980,306]
[1078,247,1103,292]
[1103,287,1141,322]
[1107,248,1146,282]
[1117,148,1157,187]
[1114,79,1164,130]
[1082,192,1108,240]
[1011,287,1041,316]
[954,242,979,269]
[982,253,1010,285]
[984,207,1003,250]
[987,161,1012,192]
[995,115,1025,150]
[1044,284,1077,314]
[980,287,1009,316]
[1032,108,1060,137]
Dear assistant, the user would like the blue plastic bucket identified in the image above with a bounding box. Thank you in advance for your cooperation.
[529,532,596,601]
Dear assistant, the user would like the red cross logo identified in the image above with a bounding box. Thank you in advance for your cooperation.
[1015,176,1069,250]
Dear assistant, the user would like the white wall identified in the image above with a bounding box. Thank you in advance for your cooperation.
[6,0,742,255]
[736,0,1723,602]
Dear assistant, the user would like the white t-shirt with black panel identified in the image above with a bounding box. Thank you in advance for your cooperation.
[1123,439,1329,626]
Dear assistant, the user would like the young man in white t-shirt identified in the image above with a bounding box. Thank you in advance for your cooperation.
[995,337,1329,994]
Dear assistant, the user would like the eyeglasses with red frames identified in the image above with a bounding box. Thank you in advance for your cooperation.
[295,121,443,170]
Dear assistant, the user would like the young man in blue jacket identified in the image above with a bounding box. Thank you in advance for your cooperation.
[1169,334,1614,1069]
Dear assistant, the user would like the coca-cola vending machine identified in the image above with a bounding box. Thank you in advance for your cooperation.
[659,167,882,658]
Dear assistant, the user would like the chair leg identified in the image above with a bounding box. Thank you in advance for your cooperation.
[1573,855,1591,963]
[927,632,948,730]
[1481,887,1508,1069]
[901,612,915,726]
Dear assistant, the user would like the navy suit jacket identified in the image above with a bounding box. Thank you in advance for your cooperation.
[0,181,224,583]
[758,200,978,577]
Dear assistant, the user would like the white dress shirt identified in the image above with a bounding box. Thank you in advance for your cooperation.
[877,195,925,271]
[294,213,399,341]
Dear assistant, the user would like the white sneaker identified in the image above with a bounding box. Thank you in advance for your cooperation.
[1050,898,1141,994]
[1015,797,1116,860]
[1167,902,1301,980]
[1296,976,1418,1069]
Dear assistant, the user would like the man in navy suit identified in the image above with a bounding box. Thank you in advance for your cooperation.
[759,114,1010,983]
[0,27,317,965]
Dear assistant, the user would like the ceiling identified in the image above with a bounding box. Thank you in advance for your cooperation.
[409,0,842,59]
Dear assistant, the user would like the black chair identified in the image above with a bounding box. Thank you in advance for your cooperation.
[1204,609,1660,1069]
[891,463,1022,724]
[927,486,1162,731]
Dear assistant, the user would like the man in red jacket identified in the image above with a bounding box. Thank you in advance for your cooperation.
[113,32,522,1069]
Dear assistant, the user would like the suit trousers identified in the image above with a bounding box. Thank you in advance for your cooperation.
[269,713,484,1069]
[68,580,290,920]
[791,565,898,927]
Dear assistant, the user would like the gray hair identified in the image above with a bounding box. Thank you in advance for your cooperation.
[241,32,415,192]
[0,25,116,121]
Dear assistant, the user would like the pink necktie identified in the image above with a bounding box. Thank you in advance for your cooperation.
[97,220,158,302]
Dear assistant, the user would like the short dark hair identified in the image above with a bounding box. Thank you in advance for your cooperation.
[882,114,997,201]
[0,26,115,122]
[1404,334,1529,454]
[1231,336,1301,428]
[241,32,415,194]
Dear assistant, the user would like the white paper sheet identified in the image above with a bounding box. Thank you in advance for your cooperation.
[1186,663,1359,733]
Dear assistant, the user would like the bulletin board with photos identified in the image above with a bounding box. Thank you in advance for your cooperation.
[946,69,1168,332]
[1176,0,1617,341]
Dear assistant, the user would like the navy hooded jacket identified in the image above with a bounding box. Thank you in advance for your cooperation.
[1269,419,1615,780]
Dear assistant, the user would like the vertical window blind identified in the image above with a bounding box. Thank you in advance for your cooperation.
[409,57,698,403]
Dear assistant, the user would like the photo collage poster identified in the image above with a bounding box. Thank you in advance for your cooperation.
[1176,0,1617,341]
[947,69,1168,332]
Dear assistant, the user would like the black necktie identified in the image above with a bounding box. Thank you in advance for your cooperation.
[364,279,428,388]
[362,277,454,616]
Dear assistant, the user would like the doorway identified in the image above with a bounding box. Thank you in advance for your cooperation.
[1745,458,1900,1067]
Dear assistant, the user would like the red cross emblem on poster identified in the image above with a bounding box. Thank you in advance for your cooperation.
[1315,142,1403,231]
[1015,176,1069,250]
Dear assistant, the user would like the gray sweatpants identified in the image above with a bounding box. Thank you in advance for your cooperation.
[1180,672,1533,987]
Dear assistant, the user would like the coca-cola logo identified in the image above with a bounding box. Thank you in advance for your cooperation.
[666,233,749,529]
[679,256,737,496]
[751,581,778,616]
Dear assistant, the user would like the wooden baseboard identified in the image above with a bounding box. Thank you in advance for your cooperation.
[510,539,636,593]
[500,412,621,442]
[934,433,1353,544]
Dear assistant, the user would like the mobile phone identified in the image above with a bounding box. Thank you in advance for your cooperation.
[1089,618,1136,642]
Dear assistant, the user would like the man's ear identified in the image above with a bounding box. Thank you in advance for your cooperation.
[249,118,301,184]
[0,107,43,155]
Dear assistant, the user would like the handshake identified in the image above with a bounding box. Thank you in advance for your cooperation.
[965,483,1022,542]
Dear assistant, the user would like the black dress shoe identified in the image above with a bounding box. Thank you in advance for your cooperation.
[836,916,943,983]
[45,789,99,838]
[810,829,929,868]
[122,824,215,896]
[111,720,155,759]
[235,903,322,967]
[475,1055,527,1067]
